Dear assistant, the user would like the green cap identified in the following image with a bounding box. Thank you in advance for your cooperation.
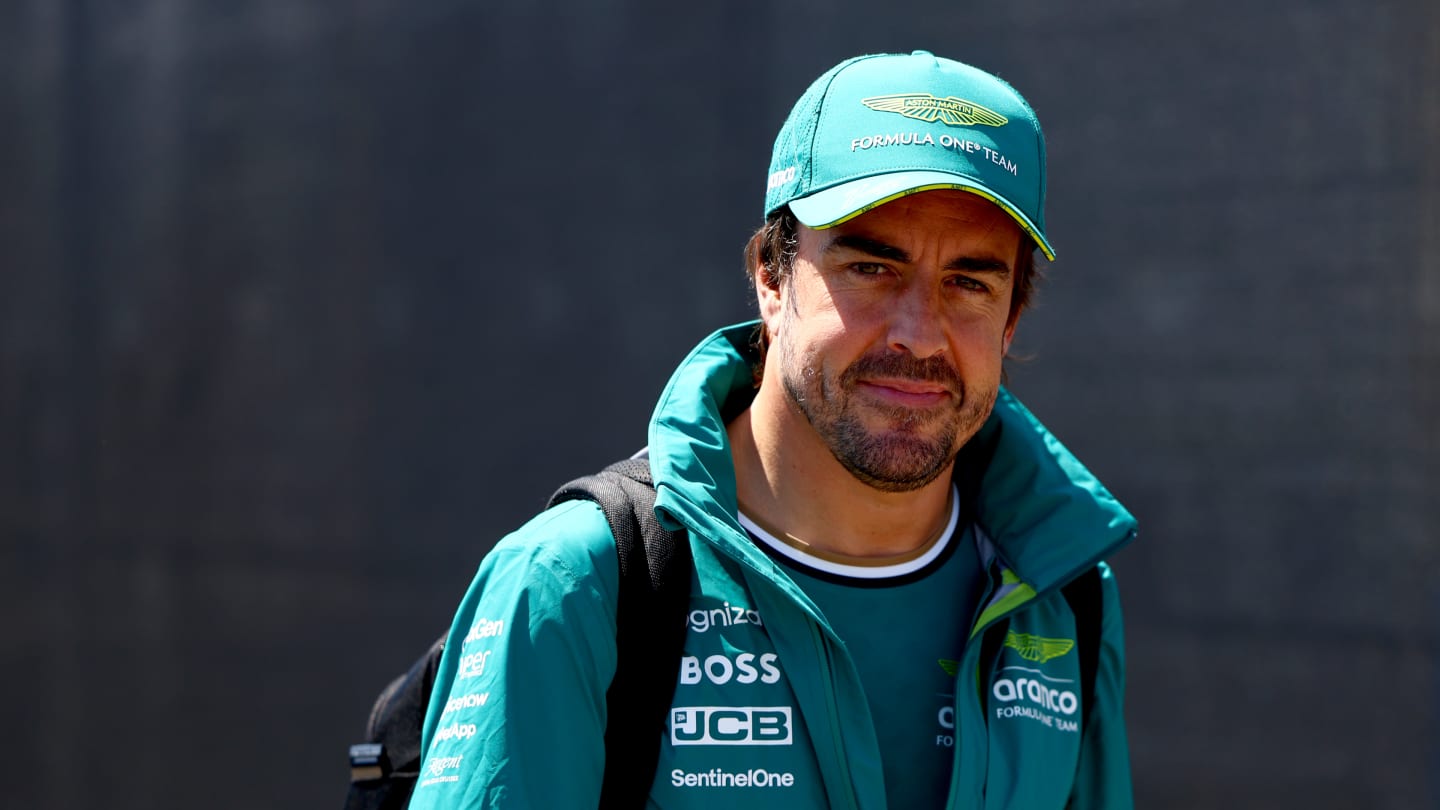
[764,51,1055,260]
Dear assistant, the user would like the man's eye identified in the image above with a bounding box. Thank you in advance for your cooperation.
[949,276,988,292]
[851,262,885,275]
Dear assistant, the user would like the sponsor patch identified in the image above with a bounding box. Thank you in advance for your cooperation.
[434,722,477,742]
[464,617,505,644]
[678,652,781,686]
[686,601,763,634]
[992,666,1080,733]
[419,754,464,788]
[767,166,797,190]
[670,706,793,746]
[457,650,493,680]
[671,767,796,788]
[441,692,490,716]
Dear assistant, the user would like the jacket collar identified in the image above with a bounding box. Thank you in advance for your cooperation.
[646,322,1137,594]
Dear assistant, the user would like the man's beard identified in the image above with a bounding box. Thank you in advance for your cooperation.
[780,340,997,493]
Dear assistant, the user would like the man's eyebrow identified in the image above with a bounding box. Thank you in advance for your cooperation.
[827,234,1013,275]
[945,256,1012,276]
[825,234,910,262]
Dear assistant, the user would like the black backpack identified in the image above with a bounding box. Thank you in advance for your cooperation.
[344,458,693,810]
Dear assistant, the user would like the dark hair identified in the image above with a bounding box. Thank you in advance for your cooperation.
[744,207,800,291]
[743,205,1043,362]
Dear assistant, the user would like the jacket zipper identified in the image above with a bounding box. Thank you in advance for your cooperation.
[946,561,1033,809]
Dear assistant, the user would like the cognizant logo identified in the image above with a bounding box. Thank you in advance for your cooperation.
[687,601,763,634]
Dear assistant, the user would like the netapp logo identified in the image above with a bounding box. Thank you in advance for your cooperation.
[435,722,476,742]
[670,706,792,746]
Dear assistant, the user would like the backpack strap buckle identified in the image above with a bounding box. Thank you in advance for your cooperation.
[348,743,388,783]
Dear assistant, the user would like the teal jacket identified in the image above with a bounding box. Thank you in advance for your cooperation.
[410,323,1137,809]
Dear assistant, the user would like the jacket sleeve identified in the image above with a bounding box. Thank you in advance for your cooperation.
[1067,561,1134,810]
[408,500,621,809]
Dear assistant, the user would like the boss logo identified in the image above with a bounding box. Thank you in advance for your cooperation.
[670,706,792,746]
[679,653,781,686]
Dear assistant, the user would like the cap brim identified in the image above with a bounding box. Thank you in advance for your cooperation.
[787,171,1056,261]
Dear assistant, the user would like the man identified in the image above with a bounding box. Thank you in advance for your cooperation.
[411,51,1136,808]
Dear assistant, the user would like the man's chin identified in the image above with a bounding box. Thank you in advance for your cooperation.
[833,433,958,493]
[842,459,954,493]
[853,404,958,436]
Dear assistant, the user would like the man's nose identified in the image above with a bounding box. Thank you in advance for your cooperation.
[885,284,947,359]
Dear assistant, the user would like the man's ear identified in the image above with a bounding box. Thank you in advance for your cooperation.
[757,264,784,341]
[1002,318,1018,355]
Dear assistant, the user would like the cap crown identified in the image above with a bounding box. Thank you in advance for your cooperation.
[764,51,1052,258]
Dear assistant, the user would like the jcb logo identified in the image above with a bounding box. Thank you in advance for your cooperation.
[670,706,793,746]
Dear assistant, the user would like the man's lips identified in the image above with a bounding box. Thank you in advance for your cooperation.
[855,378,953,406]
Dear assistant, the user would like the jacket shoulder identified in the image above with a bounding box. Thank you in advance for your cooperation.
[412,501,624,808]
[484,499,622,598]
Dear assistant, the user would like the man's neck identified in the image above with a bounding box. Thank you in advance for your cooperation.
[726,392,956,560]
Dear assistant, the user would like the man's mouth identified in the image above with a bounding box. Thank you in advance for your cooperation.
[855,378,953,408]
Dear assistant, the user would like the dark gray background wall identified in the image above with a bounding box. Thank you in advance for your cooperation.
[3,1,1436,808]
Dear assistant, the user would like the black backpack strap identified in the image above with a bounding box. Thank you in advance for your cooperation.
[548,457,693,809]
[1060,565,1103,733]
[344,459,689,810]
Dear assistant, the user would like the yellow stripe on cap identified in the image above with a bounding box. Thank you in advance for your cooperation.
[808,183,1056,261]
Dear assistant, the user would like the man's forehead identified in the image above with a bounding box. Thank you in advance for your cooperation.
[859,188,1014,223]
[813,189,1023,250]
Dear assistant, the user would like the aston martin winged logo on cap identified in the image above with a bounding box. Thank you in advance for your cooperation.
[861,93,1009,127]
[1003,631,1075,663]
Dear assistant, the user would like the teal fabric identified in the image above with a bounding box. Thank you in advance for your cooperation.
[753,518,987,808]
[764,51,1056,259]
[410,322,1137,809]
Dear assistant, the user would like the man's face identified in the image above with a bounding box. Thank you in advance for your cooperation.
[758,189,1023,492]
